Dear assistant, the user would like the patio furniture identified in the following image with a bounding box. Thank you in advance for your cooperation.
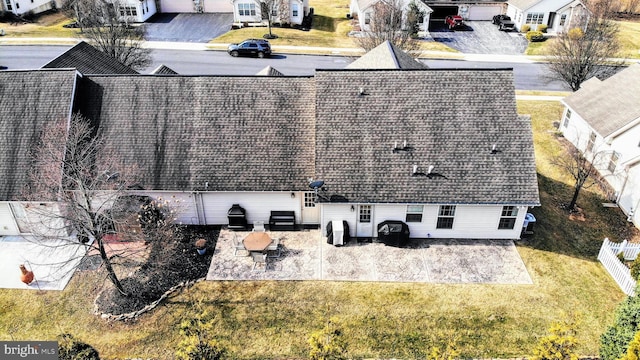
[243,232,272,252]
[252,252,268,271]
[233,234,248,256]
[269,210,295,231]
[266,237,281,258]
[253,220,265,232]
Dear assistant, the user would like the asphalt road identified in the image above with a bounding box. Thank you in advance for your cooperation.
[0,45,571,91]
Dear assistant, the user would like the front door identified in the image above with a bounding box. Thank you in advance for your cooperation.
[301,191,319,224]
[547,12,556,28]
[356,205,373,238]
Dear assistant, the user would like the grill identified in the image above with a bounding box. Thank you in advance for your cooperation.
[377,220,410,247]
[227,204,248,230]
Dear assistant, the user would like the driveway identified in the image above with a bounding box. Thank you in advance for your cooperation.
[429,20,528,55]
[144,13,234,43]
[207,229,533,284]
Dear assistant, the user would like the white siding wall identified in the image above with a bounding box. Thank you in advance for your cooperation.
[0,203,19,235]
[618,164,640,227]
[321,203,528,239]
[201,192,298,225]
[5,0,55,15]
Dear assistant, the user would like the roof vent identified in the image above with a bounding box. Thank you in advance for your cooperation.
[491,144,502,154]
[358,87,369,96]
[411,164,448,179]
[393,140,413,153]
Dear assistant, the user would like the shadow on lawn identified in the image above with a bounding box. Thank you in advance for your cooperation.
[522,173,638,260]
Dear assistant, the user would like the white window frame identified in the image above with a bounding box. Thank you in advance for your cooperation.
[498,206,518,230]
[436,205,456,229]
[526,12,544,24]
[405,205,423,223]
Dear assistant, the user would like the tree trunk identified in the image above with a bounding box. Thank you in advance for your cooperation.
[97,237,129,296]
[567,183,582,211]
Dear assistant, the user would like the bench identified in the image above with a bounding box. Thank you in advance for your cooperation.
[269,211,296,231]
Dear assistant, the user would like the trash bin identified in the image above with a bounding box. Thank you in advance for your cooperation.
[522,213,536,235]
[327,220,349,246]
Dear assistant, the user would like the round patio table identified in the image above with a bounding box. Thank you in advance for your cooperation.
[243,232,272,252]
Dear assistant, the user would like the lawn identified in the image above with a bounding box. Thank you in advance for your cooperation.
[525,19,640,59]
[0,100,636,359]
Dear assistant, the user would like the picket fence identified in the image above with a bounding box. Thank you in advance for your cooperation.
[598,238,639,296]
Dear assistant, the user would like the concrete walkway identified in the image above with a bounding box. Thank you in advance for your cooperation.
[207,229,533,284]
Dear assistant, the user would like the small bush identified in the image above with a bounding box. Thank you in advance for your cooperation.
[620,331,640,360]
[526,31,545,42]
[520,24,531,33]
[532,321,579,360]
[630,257,640,280]
[308,317,347,360]
[537,24,548,33]
[58,333,100,360]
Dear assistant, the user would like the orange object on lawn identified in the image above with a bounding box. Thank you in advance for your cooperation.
[19,264,34,285]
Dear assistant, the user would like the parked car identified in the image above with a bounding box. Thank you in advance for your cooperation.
[492,14,515,31]
[227,39,272,58]
[444,15,464,30]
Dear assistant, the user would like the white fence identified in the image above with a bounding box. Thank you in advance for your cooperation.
[598,238,638,296]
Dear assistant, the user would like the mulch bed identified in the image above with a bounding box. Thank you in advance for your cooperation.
[93,225,219,316]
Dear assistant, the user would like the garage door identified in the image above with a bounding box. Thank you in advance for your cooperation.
[430,6,458,20]
[159,0,195,13]
[467,5,503,20]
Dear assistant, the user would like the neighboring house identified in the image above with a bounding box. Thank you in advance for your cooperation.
[506,0,589,33]
[1,0,62,16]
[561,64,640,229]
[0,69,77,236]
[0,43,539,240]
[42,41,139,75]
[232,0,310,26]
[346,40,427,69]
[349,0,433,34]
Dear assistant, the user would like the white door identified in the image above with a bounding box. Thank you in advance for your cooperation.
[0,203,20,235]
[467,5,502,20]
[356,205,373,237]
[301,192,319,224]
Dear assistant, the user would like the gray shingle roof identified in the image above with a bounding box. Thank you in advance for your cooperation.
[0,70,77,200]
[563,64,640,137]
[314,69,540,205]
[346,41,427,70]
[256,66,284,76]
[78,75,316,192]
[42,41,139,75]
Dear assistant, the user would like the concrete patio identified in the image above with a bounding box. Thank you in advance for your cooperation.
[206,229,533,284]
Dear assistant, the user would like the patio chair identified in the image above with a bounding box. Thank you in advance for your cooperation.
[266,237,281,258]
[252,252,268,271]
[233,234,248,256]
[253,220,265,232]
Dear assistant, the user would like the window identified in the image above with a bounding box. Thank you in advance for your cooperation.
[436,205,456,229]
[304,192,316,208]
[292,3,299,17]
[359,205,371,223]
[406,205,423,223]
[364,12,371,24]
[5,0,12,10]
[608,152,619,173]
[560,14,567,26]
[119,6,137,16]
[587,131,596,152]
[563,109,571,128]
[498,206,518,230]
[525,12,544,24]
[238,3,256,16]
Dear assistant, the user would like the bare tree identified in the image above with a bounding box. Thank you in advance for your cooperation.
[625,0,640,14]
[355,0,419,53]
[62,0,151,70]
[546,16,621,91]
[554,139,609,212]
[261,0,284,39]
[24,113,154,295]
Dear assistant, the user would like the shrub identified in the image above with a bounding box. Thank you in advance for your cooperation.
[521,24,531,33]
[631,257,640,280]
[537,24,548,33]
[618,251,627,263]
[600,287,640,360]
[620,331,640,360]
[526,31,546,42]
[176,309,225,360]
[58,333,100,360]
[532,321,579,360]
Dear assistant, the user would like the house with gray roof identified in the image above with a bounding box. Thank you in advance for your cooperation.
[506,0,589,33]
[561,64,640,228]
[0,48,539,240]
[43,41,139,75]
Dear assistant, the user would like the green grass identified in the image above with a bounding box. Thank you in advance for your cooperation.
[525,20,640,59]
[1,100,637,359]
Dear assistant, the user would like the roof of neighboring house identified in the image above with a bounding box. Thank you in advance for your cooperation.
[507,0,578,11]
[42,41,139,75]
[76,75,316,192]
[563,64,640,137]
[314,69,540,205]
[256,66,284,76]
[151,64,178,75]
[0,70,77,201]
[346,41,427,70]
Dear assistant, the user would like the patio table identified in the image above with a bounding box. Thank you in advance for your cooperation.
[243,232,272,252]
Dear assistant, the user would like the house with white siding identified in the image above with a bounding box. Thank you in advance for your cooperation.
[561,64,640,229]
[0,42,539,240]
[506,0,589,33]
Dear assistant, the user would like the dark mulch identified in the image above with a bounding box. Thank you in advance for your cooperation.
[94,225,219,315]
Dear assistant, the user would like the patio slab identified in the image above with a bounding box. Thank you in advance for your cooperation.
[206,229,532,284]
[0,235,87,290]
